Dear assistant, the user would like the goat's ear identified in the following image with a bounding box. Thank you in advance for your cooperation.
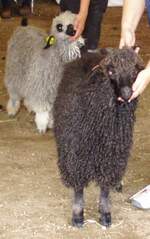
[132,46,140,54]
[99,56,116,79]
[89,69,101,83]
[99,48,109,57]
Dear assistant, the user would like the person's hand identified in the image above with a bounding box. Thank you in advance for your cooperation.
[70,13,87,41]
[119,28,136,48]
[128,67,150,101]
[118,67,150,102]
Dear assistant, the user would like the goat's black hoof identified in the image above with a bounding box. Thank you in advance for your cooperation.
[72,216,84,228]
[115,183,123,193]
[100,212,111,227]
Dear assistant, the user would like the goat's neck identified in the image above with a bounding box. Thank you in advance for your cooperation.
[57,40,82,63]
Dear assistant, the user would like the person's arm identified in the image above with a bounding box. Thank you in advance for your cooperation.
[120,0,145,47]
[118,0,150,101]
[70,0,90,41]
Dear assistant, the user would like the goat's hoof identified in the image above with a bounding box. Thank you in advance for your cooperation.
[7,108,17,117]
[37,122,47,134]
[100,212,111,227]
[72,216,84,228]
[7,100,20,116]
[115,182,123,193]
[37,123,47,134]
[35,112,49,134]
[38,128,47,134]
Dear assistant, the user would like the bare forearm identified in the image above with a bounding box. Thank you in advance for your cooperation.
[121,0,145,32]
[79,0,91,17]
[146,60,150,68]
[71,0,91,40]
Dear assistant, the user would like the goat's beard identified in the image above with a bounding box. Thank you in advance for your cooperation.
[60,37,84,63]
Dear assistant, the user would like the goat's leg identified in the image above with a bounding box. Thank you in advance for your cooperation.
[7,94,20,116]
[35,111,49,133]
[72,188,84,228]
[99,186,111,227]
[115,181,123,193]
[24,99,32,113]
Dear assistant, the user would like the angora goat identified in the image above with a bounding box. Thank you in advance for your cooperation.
[54,48,144,227]
[4,11,84,133]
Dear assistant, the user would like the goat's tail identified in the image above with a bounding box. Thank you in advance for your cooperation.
[21,17,28,27]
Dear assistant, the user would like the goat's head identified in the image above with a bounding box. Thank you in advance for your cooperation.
[48,11,84,62]
[100,47,144,101]
[50,11,77,41]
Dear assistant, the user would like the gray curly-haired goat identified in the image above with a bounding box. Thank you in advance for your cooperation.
[4,11,84,133]
[54,47,144,228]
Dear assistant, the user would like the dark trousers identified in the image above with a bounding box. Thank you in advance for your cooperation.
[1,0,31,8]
[60,0,108,49]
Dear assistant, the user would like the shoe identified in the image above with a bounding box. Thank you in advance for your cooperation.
[19,4,31,16]
[1,8,11,19]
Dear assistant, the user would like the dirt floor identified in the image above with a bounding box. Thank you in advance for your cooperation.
[0,2,150,239]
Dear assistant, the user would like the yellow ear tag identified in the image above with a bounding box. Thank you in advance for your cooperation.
[46,35,56,46]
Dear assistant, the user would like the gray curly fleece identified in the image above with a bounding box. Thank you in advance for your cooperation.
[4,11,84,133]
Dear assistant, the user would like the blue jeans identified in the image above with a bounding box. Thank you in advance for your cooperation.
[1,0,31,8]
[146,0,150,24]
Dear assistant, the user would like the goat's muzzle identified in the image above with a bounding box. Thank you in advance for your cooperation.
[66,24,76,36]
[120,86,133,101]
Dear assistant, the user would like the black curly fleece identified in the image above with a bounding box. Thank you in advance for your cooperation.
[54,48,144,192]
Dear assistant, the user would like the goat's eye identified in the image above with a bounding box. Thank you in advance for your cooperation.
[56,24,63,32]
[108,70,113,76]
[106,65,116,79]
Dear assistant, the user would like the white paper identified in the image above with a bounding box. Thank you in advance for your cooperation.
[130,185,150,209]
[108,0,123,6]
[55,0,123,7]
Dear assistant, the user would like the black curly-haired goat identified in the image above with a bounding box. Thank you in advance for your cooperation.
[53,47,144,228]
